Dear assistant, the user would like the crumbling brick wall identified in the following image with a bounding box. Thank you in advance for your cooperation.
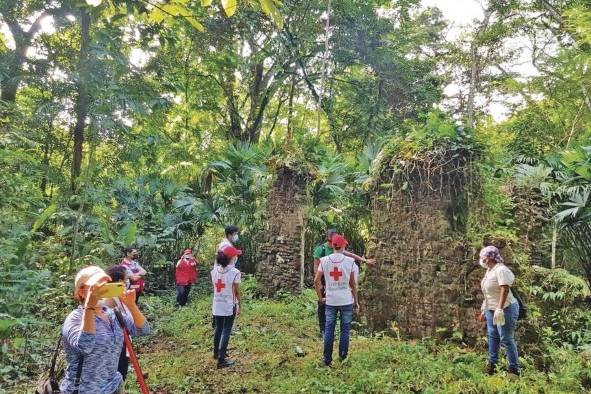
[362,150,483,340]
[256,166,308,296]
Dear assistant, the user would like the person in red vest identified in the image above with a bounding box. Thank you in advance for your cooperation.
[175,249,198,307]
[314,234,359,367]
[120,247,147,302]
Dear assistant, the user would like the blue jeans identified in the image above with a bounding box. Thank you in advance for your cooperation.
[485,302,519,370]
[323,304,354,364]
[213,314,235,361]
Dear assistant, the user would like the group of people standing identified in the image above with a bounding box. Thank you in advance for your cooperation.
[58,225,520,393]
[312,231,521,376]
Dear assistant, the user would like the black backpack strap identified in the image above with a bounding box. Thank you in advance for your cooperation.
[72,353,85,394]
[47,333,62,379]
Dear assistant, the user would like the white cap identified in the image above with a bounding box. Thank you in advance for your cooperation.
[74,266,109,291]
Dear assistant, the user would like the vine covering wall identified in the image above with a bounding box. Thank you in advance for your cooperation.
[362,148,483,340]
[256,166,309,296]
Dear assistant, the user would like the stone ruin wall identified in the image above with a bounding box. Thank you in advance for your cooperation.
[362,153,484,340]
[256,166,308,296]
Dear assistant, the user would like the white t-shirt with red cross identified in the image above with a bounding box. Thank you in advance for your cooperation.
[211,265,241,316]
[318,253,355,306]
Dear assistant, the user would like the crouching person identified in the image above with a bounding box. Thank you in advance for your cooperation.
[211,245,241,368]
[314,234,359,367]
[60,266,151,394]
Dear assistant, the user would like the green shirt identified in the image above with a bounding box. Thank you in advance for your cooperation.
[313,242,334,260]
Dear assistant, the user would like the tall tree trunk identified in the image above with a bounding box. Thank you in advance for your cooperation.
[466,8,493,129]
[1,7,66,116]
[71,10,91,191]
[286,74,296,142]
[0,25,28,119]
[40,119,53,196]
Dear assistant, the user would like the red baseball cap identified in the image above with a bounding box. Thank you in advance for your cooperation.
[221,245,242,258]
[331,234,348,249]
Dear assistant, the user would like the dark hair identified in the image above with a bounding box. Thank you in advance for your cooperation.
[106,265,127,282]
[225,225,239,237]
[122,246,137,256]
[216,251,232,268]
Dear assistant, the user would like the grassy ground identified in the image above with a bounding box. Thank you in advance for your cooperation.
[122,278,590,394]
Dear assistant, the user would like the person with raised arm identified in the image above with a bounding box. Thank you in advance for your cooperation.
[314,234,359,367]
[312,229,375,337]
[60,266,150,394]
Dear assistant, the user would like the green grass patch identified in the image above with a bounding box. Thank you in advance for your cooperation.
[126,285,590,394]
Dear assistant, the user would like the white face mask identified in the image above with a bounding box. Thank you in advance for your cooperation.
[479,259,489,269]
[231,234,239,243]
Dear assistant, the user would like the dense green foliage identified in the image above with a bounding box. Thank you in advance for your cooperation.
[1,0,590,392]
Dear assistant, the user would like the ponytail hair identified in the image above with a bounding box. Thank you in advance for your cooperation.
[216,251,232,268]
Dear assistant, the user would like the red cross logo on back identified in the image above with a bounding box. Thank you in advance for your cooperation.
[329,267,343,281]
[215,278,226,293]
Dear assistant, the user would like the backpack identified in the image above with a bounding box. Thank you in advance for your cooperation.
[35,334,63,394]
[36,334,84,394]
[511,287,528,320]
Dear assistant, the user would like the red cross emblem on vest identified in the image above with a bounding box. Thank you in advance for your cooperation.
[215,278,226,293]
[329,267,343,281]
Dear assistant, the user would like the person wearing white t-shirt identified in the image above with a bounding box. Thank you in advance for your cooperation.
[478,245,520,377]
[314,234,359,367]
[211,245,241,368]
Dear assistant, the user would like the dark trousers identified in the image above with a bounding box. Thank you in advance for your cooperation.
[213,314,235,361]
[317,301,326,337]
[117,344,129,381]
[176,284,192,306]
[323,304,354,365]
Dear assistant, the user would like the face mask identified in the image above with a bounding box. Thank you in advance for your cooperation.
[231,234,239,243]
[479,259,489,269]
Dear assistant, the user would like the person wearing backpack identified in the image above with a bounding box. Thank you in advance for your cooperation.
[60,266,151,394]
[312,229,375,337]
[314,234,359,367]
[478,246,520,377]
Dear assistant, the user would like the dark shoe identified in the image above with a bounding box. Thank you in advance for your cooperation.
[217,358,235,368]
[485,363,497,375]
[323,359,332,367]
[213,350,229,359]
[507,367,520,377]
